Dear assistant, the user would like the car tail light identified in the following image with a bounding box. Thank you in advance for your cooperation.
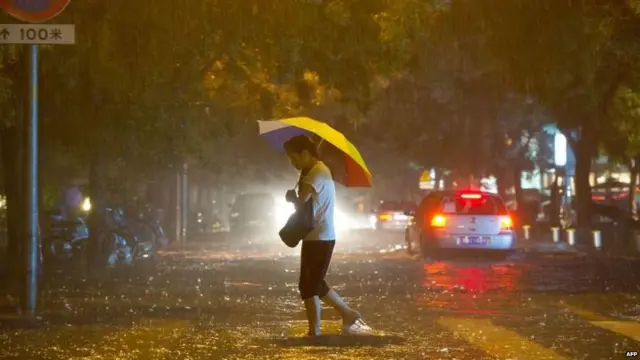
[499,216,513,230]
[379,213,392,221]
[430,214,447,228]
[460,193,482,200]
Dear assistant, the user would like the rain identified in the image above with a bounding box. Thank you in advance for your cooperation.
[1,0,640,359]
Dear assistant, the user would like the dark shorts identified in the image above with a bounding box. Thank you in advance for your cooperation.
[299,240,335,300]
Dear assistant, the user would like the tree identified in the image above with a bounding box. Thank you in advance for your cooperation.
[366,13,547,195]
[603,86,640,213]
[0,44,27,291]
[5,0,435,216]
[442,0,640,232]
[32,0,432,215]
[490,95,549,205]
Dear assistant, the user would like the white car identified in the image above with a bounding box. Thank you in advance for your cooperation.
[373,200,416,231]
[405,190,516,258]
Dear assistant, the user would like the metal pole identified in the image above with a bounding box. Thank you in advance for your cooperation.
[181,161,188,246]
[566,228,576,246]
[592,230,602,250]
[551,227,560,243]
[175,170,181,246]
[24,44,39,315]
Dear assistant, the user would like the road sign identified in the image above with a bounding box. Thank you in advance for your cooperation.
[419,180,435,190]
[419,170,431,183]
[419,169,436,190]
[0,23,74,44]
[0,0,72,23]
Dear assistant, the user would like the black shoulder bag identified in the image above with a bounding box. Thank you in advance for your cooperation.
[278,169,315,248]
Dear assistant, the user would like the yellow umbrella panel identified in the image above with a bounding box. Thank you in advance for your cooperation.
[258,117,372,187]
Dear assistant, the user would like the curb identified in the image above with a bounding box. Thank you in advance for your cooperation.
[521,241,640,259]
[518,241,588,257]
[520,241,580,252]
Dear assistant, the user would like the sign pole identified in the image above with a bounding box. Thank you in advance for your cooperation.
[181,162,188,247]
[24,43,39,315]
[1,0,74,317]
[175,170,182,247]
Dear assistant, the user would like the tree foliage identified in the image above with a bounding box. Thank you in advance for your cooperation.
[365,2,551,191]
[364,0,640,227]
[1,0,639,220]
[606,87,640,160]
[25,0,430,182]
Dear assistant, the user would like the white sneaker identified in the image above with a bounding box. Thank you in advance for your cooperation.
[342,318,373,335]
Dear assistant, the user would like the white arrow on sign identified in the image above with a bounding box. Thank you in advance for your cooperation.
[0,24,75,44]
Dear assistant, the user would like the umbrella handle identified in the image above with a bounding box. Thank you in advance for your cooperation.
[316,138,324,154]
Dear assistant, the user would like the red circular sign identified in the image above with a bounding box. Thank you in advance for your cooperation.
[0,0,71,23]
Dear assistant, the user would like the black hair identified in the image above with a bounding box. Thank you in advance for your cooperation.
[283,134,318,157]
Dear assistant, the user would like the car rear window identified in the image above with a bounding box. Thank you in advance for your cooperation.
[379,201,415,212]
[439,195,507,215]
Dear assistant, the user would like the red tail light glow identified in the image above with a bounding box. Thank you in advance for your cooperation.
[499,216,513,230]
[460,193,482,200]
[430,214,447,228]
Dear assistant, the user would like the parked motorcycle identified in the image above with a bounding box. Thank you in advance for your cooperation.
[137,205,169,249]
[99,205,162,266]
[43,209,90,265]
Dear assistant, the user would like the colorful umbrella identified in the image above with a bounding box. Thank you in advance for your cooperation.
[257,117,372,187]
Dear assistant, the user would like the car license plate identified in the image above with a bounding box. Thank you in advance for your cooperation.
[459,236,490,245]
[247,220,261,226]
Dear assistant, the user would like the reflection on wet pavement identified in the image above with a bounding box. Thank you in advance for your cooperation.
[1,230,640,359]
[418,260,523,316]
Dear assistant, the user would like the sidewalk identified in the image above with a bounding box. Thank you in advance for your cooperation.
[518,236,640,259]
[520,240,584,253]
[516,237,589,258]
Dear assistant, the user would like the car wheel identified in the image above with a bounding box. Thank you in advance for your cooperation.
[420,234,439,261]
[405,230,415,254]
[504,250,523,261]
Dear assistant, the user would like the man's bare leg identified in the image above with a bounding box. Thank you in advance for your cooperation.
[322,289,372,334]
[321,289,360,324]
[303,296,322,336]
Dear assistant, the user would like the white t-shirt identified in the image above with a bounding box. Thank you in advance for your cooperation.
[300,161,336,241]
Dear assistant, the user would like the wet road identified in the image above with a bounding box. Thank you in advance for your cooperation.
[2,230,640,359]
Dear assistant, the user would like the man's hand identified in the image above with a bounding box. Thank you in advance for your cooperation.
[285,189,297,203]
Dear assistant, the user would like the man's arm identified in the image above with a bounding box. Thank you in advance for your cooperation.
[295,182,314,209]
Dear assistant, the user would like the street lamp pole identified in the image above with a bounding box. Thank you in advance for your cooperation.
[175,169,181,246]
[181,161,188,247]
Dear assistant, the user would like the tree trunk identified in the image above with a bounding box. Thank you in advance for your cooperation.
[83,62,113,269]
[495,166,508,198]
[0,125,25,294]
[574,129,596,236]
[513,163,524,214]
[1,47,28,298]
[87,107,110,267]
[88,148,109,267]
[629,158,638,217]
